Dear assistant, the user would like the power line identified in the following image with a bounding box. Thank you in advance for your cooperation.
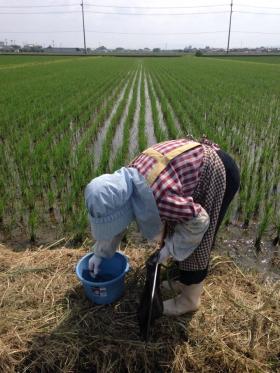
[1,9,280,16]
[1,30,280,36]
[237,4,280,10]
[4,3,280,11]
[88,30,227,35]
[1,2,279,51]
[0,3,228,9]
[1,3,280,12]
[84,3,228,9]
[1,30,225,35]
[0,30,81,34]
[0,4,78,8]
[0,11,79,15]
[0,10,229,15]
[73,10,229,16]
[233,30,280,35]
[234,11,280,16]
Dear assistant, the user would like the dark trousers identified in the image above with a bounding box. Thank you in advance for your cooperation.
[179,149,240,285]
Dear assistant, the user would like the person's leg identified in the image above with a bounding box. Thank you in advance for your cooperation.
[215,149,240,233]
[178,150,240,287]
[163,151,240,316]
[163,282,203,316]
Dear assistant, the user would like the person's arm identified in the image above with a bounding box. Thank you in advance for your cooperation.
[158,208,210,263]
[88,231,125,276]
[92,230,125,258]
[157,189,202,221]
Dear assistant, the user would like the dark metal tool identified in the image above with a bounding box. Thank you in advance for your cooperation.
[138,223,168,342]
[145,250,160,343]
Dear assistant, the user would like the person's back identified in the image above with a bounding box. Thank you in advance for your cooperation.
[84,137,240,316]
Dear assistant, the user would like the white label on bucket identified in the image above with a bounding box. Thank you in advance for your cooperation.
[92,287,107,297]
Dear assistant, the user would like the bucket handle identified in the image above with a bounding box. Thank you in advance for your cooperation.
[124,256,130,273]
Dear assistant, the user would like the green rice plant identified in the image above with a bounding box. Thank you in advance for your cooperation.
[149,73,178,139]
[112,69,140,170]
[255,201,273,252]
[146,74,167,142]
[241,154,261,228]
[138,69,148,152]
[98,71,135,174]
[28,208,38,243]
[47,190,55,213]
[1,55,280,242]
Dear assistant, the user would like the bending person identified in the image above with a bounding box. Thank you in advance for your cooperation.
[84,138,240,316]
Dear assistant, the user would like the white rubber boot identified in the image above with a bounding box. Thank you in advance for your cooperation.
[161,280,184,292]
[163,282,203,316]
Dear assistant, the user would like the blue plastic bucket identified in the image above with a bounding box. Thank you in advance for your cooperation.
[76,252,129,305]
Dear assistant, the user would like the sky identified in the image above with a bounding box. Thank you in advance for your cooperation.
[0,0,280,50]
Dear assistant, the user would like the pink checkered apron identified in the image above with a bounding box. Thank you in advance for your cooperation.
[179,145,226,271]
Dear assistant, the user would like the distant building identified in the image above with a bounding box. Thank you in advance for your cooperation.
[44,47,83,54]
[115,47,125,52]
[22,44,43,52]
[94,46,107,52]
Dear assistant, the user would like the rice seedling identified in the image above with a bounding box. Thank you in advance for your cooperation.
[0,55,279,248]
[97,70,136,174]
[112,69,140,170]
[255,201,274,252]
[149,72,178,139]
[146,73,167,142]
[1,53,280,373]
[138,68,148,152]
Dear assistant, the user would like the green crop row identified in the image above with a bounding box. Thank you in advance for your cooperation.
[1,55,279,248]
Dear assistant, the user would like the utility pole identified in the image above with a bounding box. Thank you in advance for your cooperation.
[81,0,87,54]
[226,0,233,54]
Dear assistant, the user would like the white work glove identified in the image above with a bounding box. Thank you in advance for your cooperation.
[158,245,170,264]
[88,254,102,277]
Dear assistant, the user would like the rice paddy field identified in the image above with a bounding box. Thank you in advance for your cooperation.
[1,55,280,245]
[0,54,280,372]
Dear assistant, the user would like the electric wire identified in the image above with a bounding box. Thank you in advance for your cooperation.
[234,11,280,16]
[86,10,228,15]
[237,4,280,10]
[0,30,227,35]
[84,4,228,9]
[0,10,229,16]
[2,3,280,10]
[1,30,280,35]
[0,3,228,9]
[0,2,279,44]
[0,4,79,8]
[0,11,79,15]
[1,9,280,16]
